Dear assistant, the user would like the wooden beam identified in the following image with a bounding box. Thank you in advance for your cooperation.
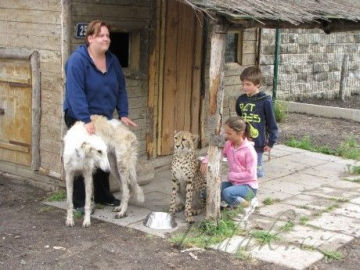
[227,18,360,33]
[205,23,227,220]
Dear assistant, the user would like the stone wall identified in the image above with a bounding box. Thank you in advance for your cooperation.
[260,28,360,100]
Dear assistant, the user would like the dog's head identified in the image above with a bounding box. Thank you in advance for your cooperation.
[80,136,110,172]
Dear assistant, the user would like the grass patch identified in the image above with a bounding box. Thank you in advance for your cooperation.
[73,210,83,218]
[38,206,53,213]
[274,101,287,123]
[325,204,339,212]
[279,221,295,232]
[250,230,280,244]
[329,197,349,203]
[170,208,245,249]
[351,165,360,174]
[47,190,66,202]
[263,197,281,206]
[299,216,310,225]
[285,136,360,160]
[95,203,106,209]
[235,248,252,261]
[344,178,360,183]
[321,249,345,262]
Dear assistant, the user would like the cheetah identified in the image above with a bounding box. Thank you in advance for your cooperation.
[169,131,206,223]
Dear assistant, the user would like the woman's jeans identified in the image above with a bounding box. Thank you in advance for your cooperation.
[221,181,257,206]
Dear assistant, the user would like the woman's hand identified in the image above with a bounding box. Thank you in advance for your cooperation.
[121,116,138,127]
[85,122,95,134]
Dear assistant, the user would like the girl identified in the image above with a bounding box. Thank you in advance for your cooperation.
[201,116,259,211]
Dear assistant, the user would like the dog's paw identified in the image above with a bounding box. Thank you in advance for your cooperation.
[115,212,127,219]
[65,219,75,227]
[82,219,91,228]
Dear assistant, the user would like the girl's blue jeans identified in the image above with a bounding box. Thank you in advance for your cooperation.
[221,181,257,206]
[257,151,264,178]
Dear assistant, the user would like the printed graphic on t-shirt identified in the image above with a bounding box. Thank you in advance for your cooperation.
[239,103,260,138]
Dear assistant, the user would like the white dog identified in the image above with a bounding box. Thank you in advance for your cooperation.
[91,115,144,219]
[63,122,110,227]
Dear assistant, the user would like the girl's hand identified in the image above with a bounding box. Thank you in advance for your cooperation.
[121,116,138,127]
[263,145,272,152]
[85,122,95,134]
[200,163,208,174]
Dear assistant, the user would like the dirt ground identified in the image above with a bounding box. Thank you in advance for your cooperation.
[1,109,360,269]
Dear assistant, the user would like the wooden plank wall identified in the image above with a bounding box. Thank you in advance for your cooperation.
[0,0,64,175]
[71,0,153,157]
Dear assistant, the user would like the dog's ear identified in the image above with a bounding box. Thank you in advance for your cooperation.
[81,142,92,154]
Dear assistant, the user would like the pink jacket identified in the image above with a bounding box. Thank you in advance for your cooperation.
[203,138,258,189]
[223,139,258,189]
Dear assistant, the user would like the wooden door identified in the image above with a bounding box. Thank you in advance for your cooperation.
[159,0,203,155]
[0,58,32,166]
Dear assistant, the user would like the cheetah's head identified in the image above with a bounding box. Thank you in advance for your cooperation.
[173,131,199,153]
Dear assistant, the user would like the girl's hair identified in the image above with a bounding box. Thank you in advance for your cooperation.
[240,66,263,85]
[225,116,251,139]
[85,20,110,46]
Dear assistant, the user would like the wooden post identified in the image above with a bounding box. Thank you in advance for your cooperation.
[205,23,227,220]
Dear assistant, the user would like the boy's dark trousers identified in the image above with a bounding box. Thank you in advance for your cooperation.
[64,112,115,208]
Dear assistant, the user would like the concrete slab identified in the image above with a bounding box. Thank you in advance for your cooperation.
[263,158,308,180]
[350,197,360,205]
[308,212,360,237]
[283,194,335,211]
[256,190,294,205]
[302,162,348,180]
[305,186,360,200]
[278,173,330,191]
[332,203,360,219]
[279,225,353,250]
[260,179,304,196]
[250,243,324,270]
[44,200,151,227]
[258,203,312,222]
[141,191,171,212]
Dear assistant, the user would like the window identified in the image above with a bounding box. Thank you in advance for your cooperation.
[109,32,130,68]
[225,32,243,64]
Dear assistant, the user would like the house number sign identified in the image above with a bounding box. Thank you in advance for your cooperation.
[75,23,88,38]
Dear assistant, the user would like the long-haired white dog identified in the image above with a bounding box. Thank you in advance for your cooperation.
[91,115,144,218]
[63,115,144,227]
[63,122,110,227]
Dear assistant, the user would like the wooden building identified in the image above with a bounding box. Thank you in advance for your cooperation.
[0,1,360,216]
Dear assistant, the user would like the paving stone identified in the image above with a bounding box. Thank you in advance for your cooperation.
[279,173,330,191]
[284,154,328,167]
[258,203,312,221]
[350,197,360,205]
[250,243,323,270]
[264,159,308,179]
[283,194,334,211]
[305,186,359,200]
[257,190,294,204]
[308,212,360,237]
[302,162,348,180]
[332,203,360,219]
[279,225,353,250]
[260,179,304,196]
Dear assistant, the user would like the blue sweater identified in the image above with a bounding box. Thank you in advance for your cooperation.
[63,45,128,123]
[235,92,278,152]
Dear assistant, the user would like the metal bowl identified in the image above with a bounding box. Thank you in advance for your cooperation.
[143,212,177,230]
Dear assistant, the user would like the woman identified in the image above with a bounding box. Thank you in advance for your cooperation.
[63,20,137,212]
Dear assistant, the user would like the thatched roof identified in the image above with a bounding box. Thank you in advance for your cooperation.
[179,0,360,32]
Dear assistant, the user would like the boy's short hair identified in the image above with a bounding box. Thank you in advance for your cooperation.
[240,66,263,85]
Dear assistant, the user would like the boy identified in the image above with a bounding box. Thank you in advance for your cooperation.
[235,66,278,177]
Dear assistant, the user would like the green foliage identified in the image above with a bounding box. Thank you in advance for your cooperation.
[279,221,295,232]
[47,190,66,202]
[299,216,309,225]
[250,230,280,244]
[263,197,280,205]
[170,209,245,249]
[321,249,345,262]
[285,136,360,160]
[274,101,287,123]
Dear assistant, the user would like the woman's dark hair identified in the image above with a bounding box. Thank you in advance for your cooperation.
[225,116,251,139]
[85,20,110,46]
